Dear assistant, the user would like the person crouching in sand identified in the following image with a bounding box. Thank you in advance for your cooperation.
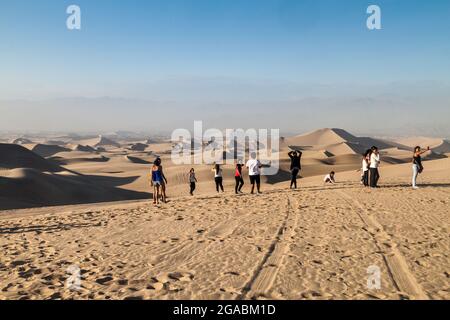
[324,171,336,184]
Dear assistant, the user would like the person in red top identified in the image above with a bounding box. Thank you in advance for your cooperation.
[235,163,245,194]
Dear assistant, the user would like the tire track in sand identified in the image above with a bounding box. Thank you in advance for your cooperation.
[238,196,298,300]
[338,190,429,300]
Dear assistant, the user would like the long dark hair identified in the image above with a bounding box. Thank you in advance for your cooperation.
[364,149,371,158]
[215,164,221,175]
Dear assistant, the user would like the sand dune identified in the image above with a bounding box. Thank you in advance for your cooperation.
[0,144,149,210]
[0,144,63,172]
[77,135,121,149]
[0,168,149,210]
[286,128,350,146]
[44,140,68,146]
[71,145,97,153]
[124,156,152,165]
[49,152,110,166]
[0,157,448,300]
[285,128,397,157]
[28,144,72,158]
[128,143,149,152]
[10,138,34,145]
[396,137,450,155]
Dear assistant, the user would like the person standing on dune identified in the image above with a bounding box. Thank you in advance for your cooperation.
[212,164,224,193]
[369,146,381,188]
[234,163,245,194]
[189,168,197,195]
[246,152,263,194]
[362,149,371,187]
[288,150,302,189]
[412,146,430,189]
[155,158,168,203]
[151,159,164,205]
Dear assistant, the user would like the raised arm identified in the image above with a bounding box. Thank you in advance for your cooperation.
[420,146,431,155]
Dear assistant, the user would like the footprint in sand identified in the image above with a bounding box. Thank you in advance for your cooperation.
[96,276,114,285]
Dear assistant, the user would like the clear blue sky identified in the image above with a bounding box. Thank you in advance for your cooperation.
[0,0,449,135]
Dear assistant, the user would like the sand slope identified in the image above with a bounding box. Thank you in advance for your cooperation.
[0,157,448,300]
[0,144,149,210]
[29,144,72,158]
[0,144,63,172]
[0,185,447,300]
[0,168,149,210]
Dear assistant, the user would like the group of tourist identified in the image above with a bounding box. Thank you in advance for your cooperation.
[361,146,381,188]
[150,145,431,204]
[360,145,430,189]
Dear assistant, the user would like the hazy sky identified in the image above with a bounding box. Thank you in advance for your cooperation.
[0,0,449,136]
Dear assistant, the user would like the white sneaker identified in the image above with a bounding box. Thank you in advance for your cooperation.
[413,186,419,190]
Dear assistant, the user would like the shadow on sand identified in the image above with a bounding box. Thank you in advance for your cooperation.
[0,171,151,211]
[0,222,99,235]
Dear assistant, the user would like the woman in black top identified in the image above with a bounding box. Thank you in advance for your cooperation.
[288,150,302,189]
[412,146,430,189]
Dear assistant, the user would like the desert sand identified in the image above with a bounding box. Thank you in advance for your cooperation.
[0,129,448,300]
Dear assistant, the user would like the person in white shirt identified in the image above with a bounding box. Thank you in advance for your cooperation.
[361,149,371,187]
[324,171,335,184]
[369,146,381,188]
[246,152,262,194]
[212,164,224,193]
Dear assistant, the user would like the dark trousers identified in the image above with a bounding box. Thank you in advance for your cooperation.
[363,170,369,187]
[235,176,244,193]
[215,177,224,192]
[369,168,379,188]
[190,182,196,194]
[291,168,300,188]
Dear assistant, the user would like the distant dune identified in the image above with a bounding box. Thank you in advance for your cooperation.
[44,140,68,146]
[285,128,397,156]
[72,144,97,153]
[129,143,149,151]
[77,135,121,148]
[10,137,34,145]
[395,137,450,154]
[125,155,151,164]
[28,144,72,158]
